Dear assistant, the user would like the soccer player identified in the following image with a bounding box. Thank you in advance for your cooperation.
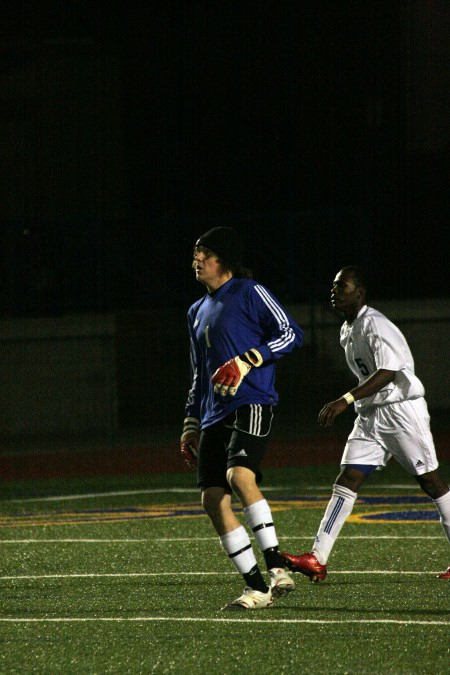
[180,226,304,609]
[281,266,450,581]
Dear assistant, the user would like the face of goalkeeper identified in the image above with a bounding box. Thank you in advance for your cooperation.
[192,246,233,292]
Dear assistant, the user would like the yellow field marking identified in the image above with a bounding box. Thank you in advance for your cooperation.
[0,498,438,528]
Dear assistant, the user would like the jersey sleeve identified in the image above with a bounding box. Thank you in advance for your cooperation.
[367,319,407,372]
[250,284,303,361]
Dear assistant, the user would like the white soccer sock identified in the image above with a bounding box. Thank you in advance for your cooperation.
[434,489,450,545]
[243,499,279,552]
[312,484,357,565]
[220,525,258,574]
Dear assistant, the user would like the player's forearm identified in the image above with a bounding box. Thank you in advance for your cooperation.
[255,334,298,362]
[345,368,396,403]
[319,368,397,426]
[267,325,303,358]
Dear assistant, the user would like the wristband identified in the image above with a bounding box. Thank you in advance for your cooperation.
[343,392,355,405]
[239,348,263,368]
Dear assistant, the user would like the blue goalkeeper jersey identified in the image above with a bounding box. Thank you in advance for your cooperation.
[185,276,303,428]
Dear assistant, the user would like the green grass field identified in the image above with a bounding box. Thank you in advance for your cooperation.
[1,462,449,674]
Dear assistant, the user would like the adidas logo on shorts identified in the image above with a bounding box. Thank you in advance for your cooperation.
[235,449,248,457]
[415,459,425,468]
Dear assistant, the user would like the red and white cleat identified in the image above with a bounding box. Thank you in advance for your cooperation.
[437,566,450,579]
[280,551,327,582]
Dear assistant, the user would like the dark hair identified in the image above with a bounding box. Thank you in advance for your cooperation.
[340,266,368,291]
[192,245,253,278]
[219,259,253,279]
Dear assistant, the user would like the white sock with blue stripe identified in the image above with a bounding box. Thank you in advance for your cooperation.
[312,484,357,565]
[434,489,450,545]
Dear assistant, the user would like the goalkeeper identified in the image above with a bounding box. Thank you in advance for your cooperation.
[180,225,303,610]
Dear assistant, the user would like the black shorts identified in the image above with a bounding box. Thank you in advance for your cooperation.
[197,404,276,491]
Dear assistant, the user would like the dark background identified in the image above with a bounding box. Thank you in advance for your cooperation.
[1,0,449,318]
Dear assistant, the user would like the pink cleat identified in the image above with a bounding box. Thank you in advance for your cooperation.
[280,551,327,582]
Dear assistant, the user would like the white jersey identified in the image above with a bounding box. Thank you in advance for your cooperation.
[340,305,425,413]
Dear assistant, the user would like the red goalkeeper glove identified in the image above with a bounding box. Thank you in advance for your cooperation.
[211,348,263,397]
[180,417,200,470]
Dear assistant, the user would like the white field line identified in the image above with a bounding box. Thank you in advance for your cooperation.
[7,485,417,503]
[0,570,443,580]
[0,617,448,626]
[7,486,289,503]
[0,535,444,544]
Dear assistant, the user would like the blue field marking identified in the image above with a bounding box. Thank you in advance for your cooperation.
[0,495,439,527]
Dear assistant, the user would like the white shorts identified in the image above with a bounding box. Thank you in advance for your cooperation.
[341,397,439,476]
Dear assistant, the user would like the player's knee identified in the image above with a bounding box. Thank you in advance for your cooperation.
[415,471,449,500]
[226,467,240,494]
[337,465,371,491]
[226,466,254,496]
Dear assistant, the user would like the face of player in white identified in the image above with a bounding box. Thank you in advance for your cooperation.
[331,269,364,322]
[193,247,233,293]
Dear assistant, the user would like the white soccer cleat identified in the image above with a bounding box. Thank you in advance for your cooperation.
[269,567,295,597]
[221,587,274,611]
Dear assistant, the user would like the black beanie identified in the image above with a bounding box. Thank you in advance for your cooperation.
[195,227,244,266]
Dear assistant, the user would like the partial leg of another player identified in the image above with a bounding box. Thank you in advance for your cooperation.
[281,466,368,581]
[415,470,450,579]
